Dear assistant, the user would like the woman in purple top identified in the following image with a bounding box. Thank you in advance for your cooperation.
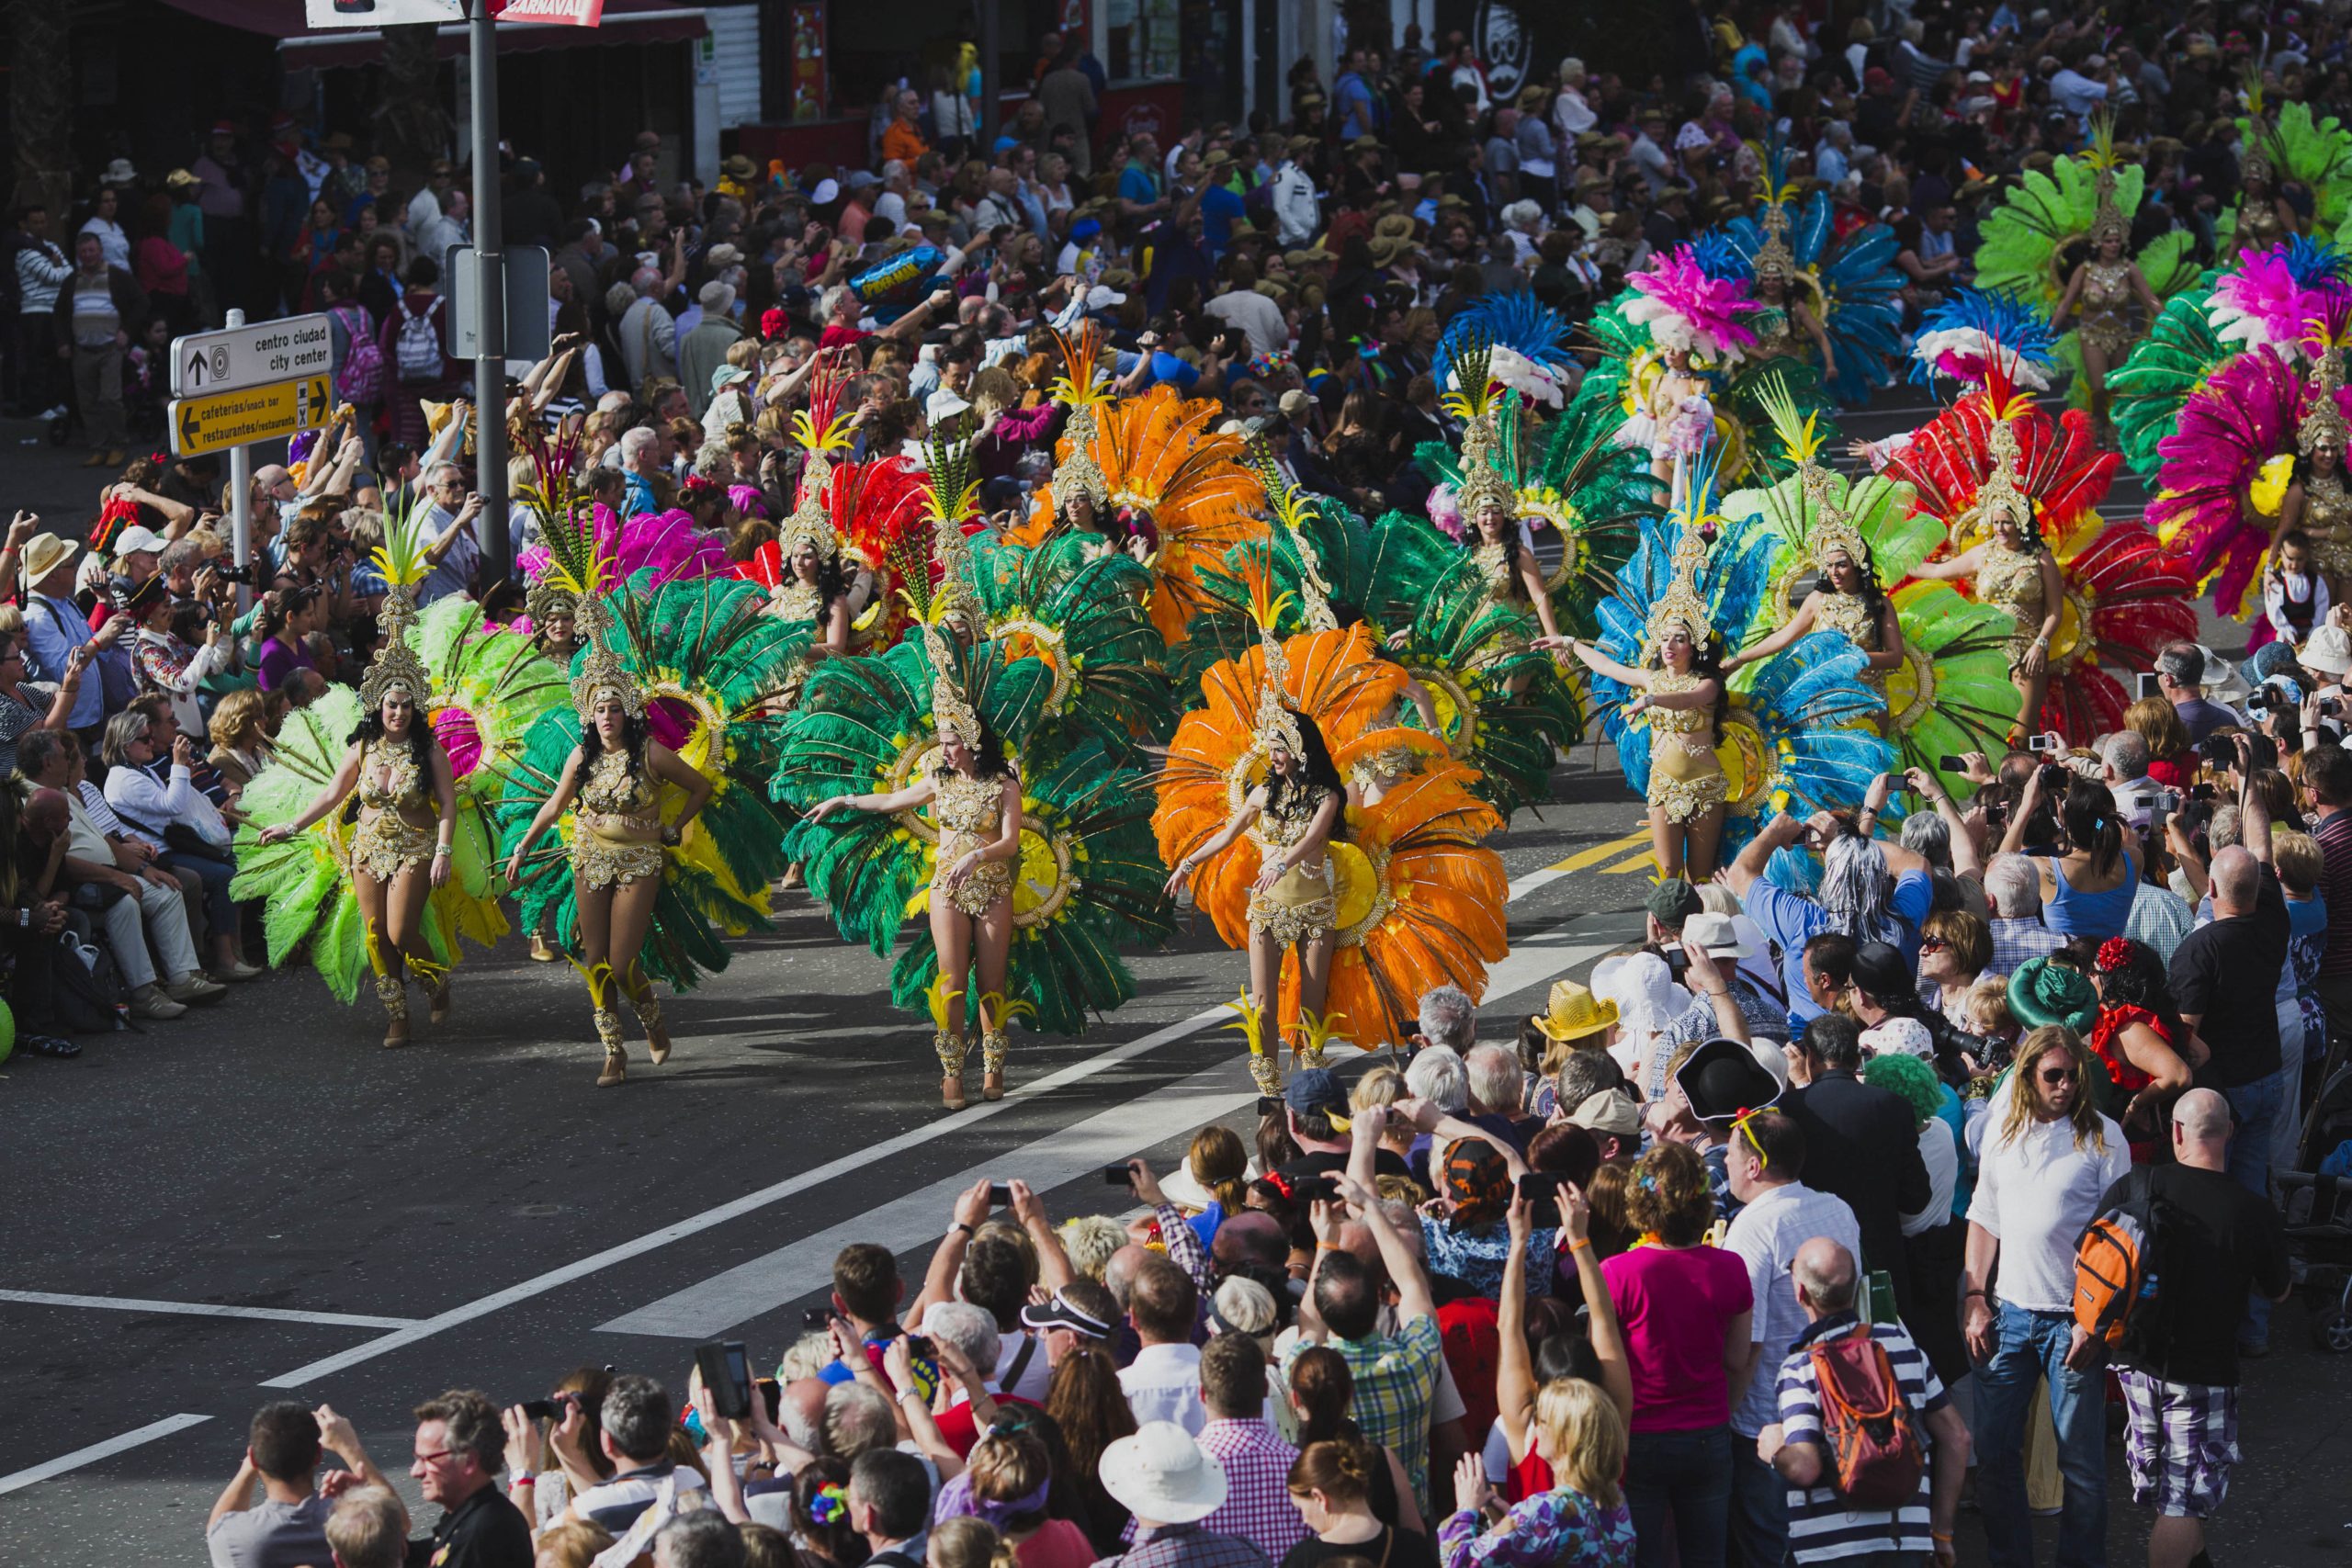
[1599,1143,1752,1568]
[254,585,322,694]
[1442,1379,1635,1568]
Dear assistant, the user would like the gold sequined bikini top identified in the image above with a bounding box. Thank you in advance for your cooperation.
[1648,669,1713,736]
[1815,590,1878,649]
[933,769,1005,837]
[1261,783,1335,847]
[2305,470,2352,533]
[356,739,426,811]
[2084,262,2131,308]
[581,747,660,820]
[1979,542,2045,620]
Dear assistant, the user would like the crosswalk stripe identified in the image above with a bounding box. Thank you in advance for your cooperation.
[1546,829,1650,874]
[1600,847,1662,874]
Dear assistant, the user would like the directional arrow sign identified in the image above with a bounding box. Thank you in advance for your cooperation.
[170,375,334,458]
[169,315,335,398]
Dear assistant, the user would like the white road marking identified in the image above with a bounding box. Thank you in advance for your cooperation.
[0,1290,421,1329]
[598,932,1623,1337]
[0,1414,210,1495]
[263,878,1633,1385]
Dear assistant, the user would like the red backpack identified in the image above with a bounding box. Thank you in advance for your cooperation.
[1806,1324,1928,1508]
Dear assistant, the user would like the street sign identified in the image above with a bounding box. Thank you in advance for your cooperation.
[446,243,553,361]
[497,0,606,23]
[170,375,334,458]
[170,314,335,398]
[302,0,462,27]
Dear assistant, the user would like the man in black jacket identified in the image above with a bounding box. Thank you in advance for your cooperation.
[52,231,147,468]
[1782,1012,1934,1319]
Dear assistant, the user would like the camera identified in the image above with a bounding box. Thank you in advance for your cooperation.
[1291,1174,1340,1204]
[803,1307,836,1330]
[518,1393,579,1423]
[2037,761,2069,792]
[2153,789,2181,814]
[986,1181,1012,1207]
[2027,734,2058,753]
[2324,698,2343,718]
[215,562,255,585]
[695,1341,754,1421]
[1256,1095,1283,1118]
[1937,754,1966,772]
[1104,1161,1136,1186]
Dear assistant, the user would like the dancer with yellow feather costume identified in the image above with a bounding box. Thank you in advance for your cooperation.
[245,505,499,1045]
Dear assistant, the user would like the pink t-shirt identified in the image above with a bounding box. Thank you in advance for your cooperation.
[1602,1244,1754,1434]
[1015,1518,1098,1568]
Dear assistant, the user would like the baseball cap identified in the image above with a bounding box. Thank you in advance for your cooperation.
[1020,1289,1114,1338]
[1283,1066,1351,1126]
[1645,877,1703,930]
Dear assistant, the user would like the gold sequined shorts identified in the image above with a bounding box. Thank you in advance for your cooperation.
[2079,317,2135,360]
[1248,858,1336,945]
[572,831,664,891]
[939,860,1012,918]
[351,810,435,883]
[1647,742,1727,825]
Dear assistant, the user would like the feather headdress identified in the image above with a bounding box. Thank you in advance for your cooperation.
[1623,244,1760,364]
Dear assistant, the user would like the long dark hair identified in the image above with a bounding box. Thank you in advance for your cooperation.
[1646,626,1732,729]
[1826,538,1888,628]
[1265,708,1346,820]
[257,584,321,642]
[579,704,652,785]
[936,714,1013,781]
[1464,512,1531,602]
[348,694,439,772]
[2061,776,2124,877]
[796,548,849,615]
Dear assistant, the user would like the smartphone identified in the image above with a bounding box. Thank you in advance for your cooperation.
[2137,671,2161,700]
[804,1307,836,1330]
[1516,1171,1562,1225]
[519,1396,561,1422]
[1104,1161,1136,1185]
[1292,1174,1340,1204]
[2028,734,2057,753]
[1256,1096,1283,1117]
[2191,783,2217,800]
[695,1340,753,1420]
[987,1181,1013,1207]
[1937,754,1966,771]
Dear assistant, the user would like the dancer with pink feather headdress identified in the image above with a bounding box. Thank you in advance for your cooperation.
[1615,245,1761,503]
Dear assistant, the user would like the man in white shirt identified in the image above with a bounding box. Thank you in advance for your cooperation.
[1268,142,1319,247]
[2101,729,2165,830]
[1964,1028,2131,1568]
[1204,266,1289,357]
[1723,1109,1861,1568]
[2048,53,2112,128]
[1117,1255,1204,1432]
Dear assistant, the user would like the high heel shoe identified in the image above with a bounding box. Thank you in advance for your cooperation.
[935,1027,969,1111]
[980,1029,1009,1101]
[594,1007,627,1087]
[377,974,410,1048]
[633,984,672,1066]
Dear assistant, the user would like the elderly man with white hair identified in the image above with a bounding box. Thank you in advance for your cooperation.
[1415,982,1476,1053]
[1981,852,2064,976]
[2101,728,2163,829]
[617,426,665,518]
[616,265,677,390]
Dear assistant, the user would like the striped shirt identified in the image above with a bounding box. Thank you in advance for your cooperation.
[571,1461,707,1535]
[2314,807,2352,976]
[1775,1314,1947,1562]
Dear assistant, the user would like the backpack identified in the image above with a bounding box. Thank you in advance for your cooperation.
[394,295,445,384]
[1805,1324,1928,1509]
[333,303,386,403]
[2074,1164,2167,1359]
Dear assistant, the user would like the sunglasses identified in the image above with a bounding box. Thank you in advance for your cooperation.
[2038,1066,2078,1085]
[1917,937,1948,953]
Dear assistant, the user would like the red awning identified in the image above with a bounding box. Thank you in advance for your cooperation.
[156,0,707,66]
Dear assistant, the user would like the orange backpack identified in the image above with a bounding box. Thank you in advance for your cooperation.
[1806,1324,1927,1509]
[2074,1165,2165,1356]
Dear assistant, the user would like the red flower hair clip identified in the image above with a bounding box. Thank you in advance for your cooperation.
[2095,937,2136,974]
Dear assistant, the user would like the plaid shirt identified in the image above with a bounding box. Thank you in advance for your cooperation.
[1989,915,2063,978]
[1091,1521,1272,1568]
[1283,1314,1444,1507]
[1193,1420,1307,1562]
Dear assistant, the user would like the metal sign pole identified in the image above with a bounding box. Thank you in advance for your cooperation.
[470,0,511,589]
[225,307,253,615]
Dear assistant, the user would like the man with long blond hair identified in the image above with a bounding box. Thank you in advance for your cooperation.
[1962,1026,2129,1568]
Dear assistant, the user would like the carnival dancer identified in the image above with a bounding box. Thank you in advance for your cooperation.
[502,630,715,1087]
[2049,140,2163,446]
[1554,518,1732,880]
[803,620,1024,1109]
[1907,398,2066,738]
[247,512,478,1046]
[1616,245,1759,498]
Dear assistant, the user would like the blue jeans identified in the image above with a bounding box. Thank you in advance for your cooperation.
[1973,1304,2105,1568]
[1626,1424,1733,1568]
[1728,1432,1787,1568]
[159,849,235,948]
[2223,1065,2289,1344]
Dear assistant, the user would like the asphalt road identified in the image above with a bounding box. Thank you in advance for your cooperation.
[1,397,2346,1567]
